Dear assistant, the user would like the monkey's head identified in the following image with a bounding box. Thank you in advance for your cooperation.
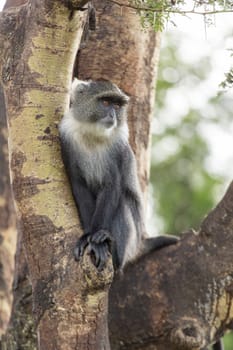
[70,79,129,132]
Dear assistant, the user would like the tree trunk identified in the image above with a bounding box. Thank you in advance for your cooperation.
[76,2,233,349]
[0,1,32,341]
[1,1,232,349]
[76,0,161,198]
[0,83,17,337]
[0,1,113,349]
[1,0,160,348]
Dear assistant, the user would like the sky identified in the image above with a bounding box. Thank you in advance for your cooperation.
[0,0,232,179]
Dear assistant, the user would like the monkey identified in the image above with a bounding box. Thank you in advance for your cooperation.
[59,80,224,350]
[59,79,178,271]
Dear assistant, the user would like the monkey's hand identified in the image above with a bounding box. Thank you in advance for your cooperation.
[74,230,112,271]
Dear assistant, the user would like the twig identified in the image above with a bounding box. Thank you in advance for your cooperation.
[107,0,233,16]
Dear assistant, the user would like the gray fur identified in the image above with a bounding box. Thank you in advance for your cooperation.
[59,79,178,270]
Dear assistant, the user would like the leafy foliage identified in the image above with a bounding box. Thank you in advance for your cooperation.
[221,67,233,89]
[133,0,176,31]
[220,49,233,90]
[130,0,233,31]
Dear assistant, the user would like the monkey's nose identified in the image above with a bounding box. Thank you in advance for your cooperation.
[109,109,116,120]
[101,115,116,128]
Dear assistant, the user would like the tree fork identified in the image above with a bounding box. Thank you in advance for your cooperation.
[109,182,233,350]
[1,0,233,349]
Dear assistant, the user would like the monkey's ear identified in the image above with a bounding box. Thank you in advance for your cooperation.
[70,78,91,103]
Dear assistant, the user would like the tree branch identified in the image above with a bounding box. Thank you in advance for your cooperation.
[107,0,233,16]
[109,181,233,349]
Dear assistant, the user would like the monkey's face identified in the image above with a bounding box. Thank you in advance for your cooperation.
[92,97,127,130]
[71,80,129,133]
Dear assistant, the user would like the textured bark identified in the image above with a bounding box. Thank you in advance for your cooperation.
[76,0,161,199]
[0,1,35,347]
[0,84,17,336]
[109,182,233,350]
[1,240,37,350]
[0,1,114,349]
[4,0,27,9]
[0,0,160,347]
[76,3,233,349]
[1,0,232,350]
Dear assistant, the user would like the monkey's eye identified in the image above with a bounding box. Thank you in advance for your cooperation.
[102,100,110,107]
[113,103,121,110]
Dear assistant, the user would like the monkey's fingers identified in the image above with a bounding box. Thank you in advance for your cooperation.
[96,243,110,271]
[74,244,85,261]
[91,230,112,251]
[74,233,91,261]
[87,242,101,268]
[88,242,110,271]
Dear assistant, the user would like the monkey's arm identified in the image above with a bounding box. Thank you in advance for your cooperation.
[60,141,107,269]
[74,170,121,270]
[74,185,120,271]
[90,177,121,233]
[69,175,110,267]
[69,174,96,233]
[60,138,95,233]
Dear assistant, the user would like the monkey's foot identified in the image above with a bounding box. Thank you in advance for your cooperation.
[74,230,112,271]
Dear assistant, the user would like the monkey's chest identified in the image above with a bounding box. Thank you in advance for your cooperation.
[78,149,117,187]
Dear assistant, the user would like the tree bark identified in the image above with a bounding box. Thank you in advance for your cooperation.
[0,83,17,337]
[0,1,113,349]
[76,0,161,198]
[76,3,233,349]
[1,0,232,350]
[0,1,29,342]
[109,182,233,350]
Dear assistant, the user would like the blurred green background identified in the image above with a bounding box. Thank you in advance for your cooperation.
[150,29,233,349]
